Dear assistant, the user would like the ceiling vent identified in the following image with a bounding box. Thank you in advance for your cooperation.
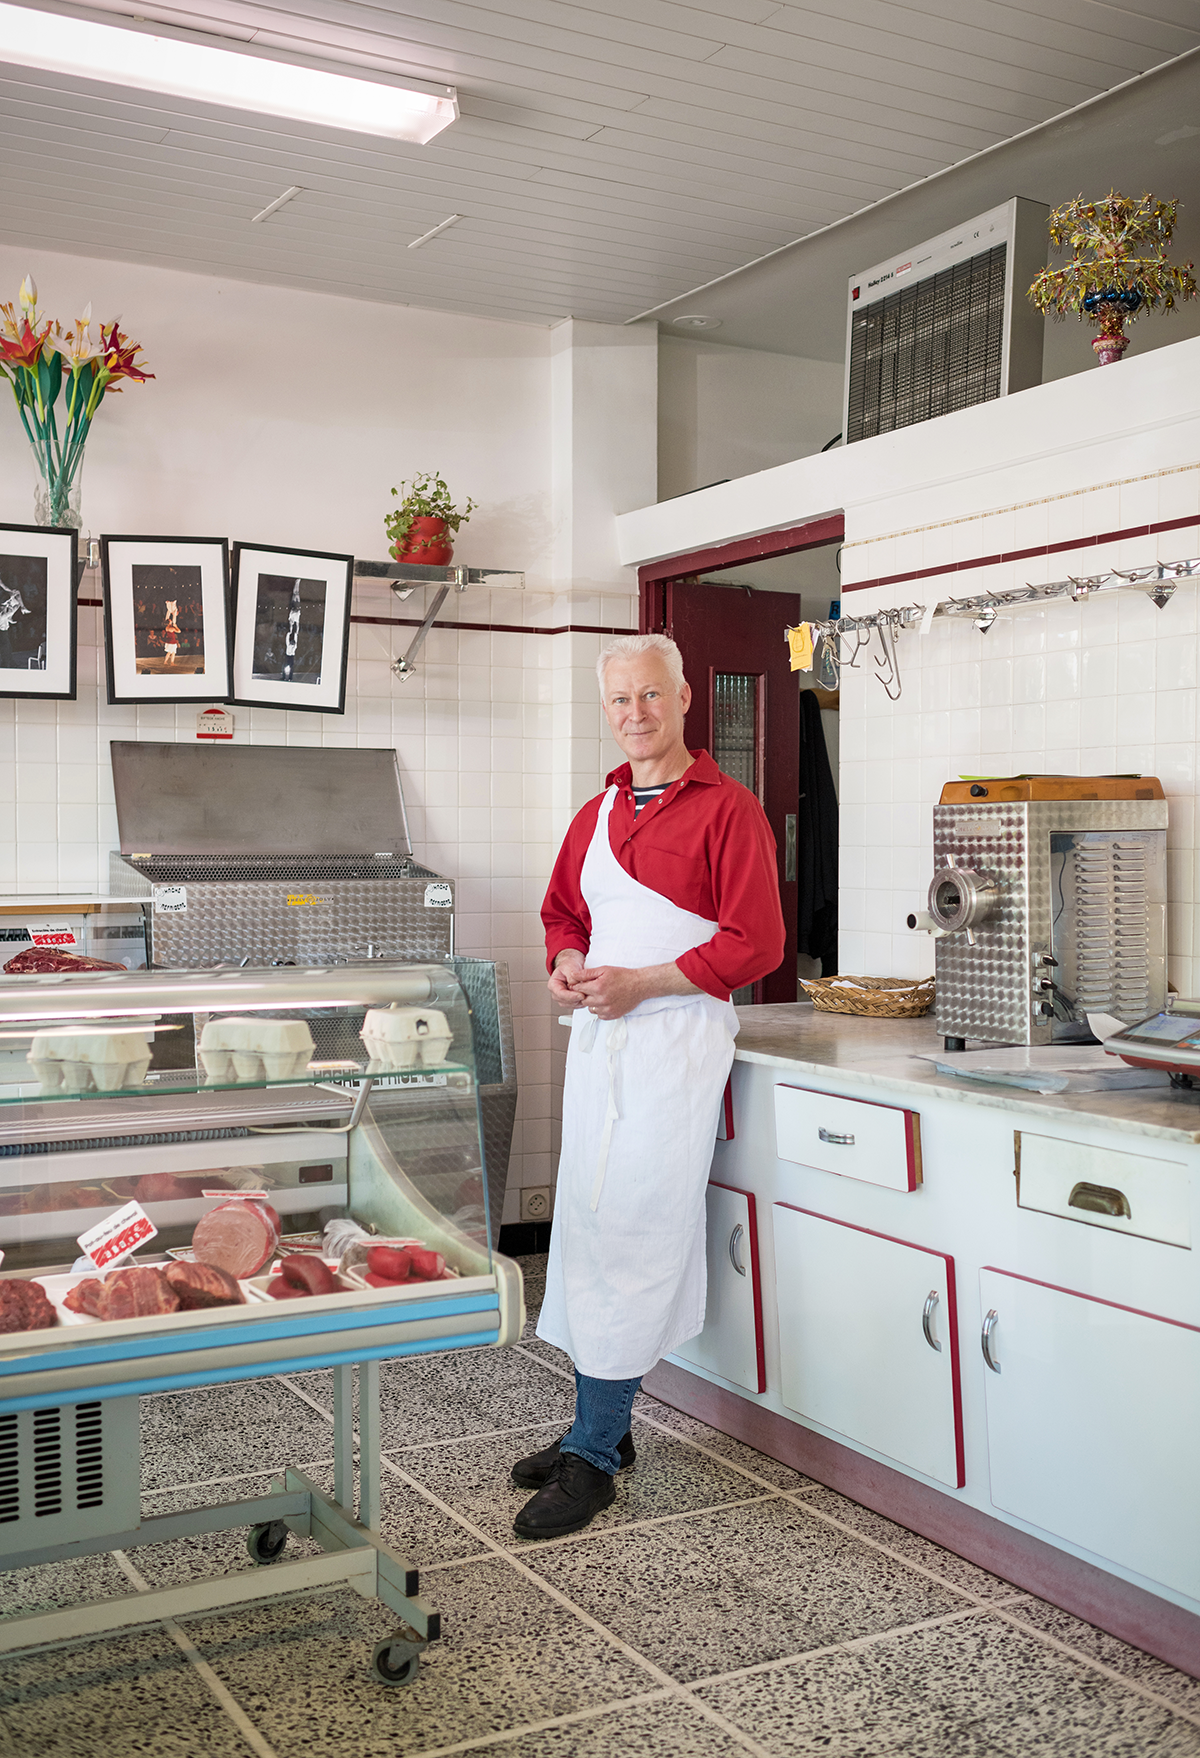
[843,197,1048,445]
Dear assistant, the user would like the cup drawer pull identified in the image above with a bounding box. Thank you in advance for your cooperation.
[1068,1181,1131,1219]
[818,1128,855,1145]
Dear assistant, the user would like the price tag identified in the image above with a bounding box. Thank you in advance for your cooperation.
[423,881,453,909]
[200,1189,269,1200]
[77,1201,158,1271]
[152,885,188,914]
[27,921,78,947]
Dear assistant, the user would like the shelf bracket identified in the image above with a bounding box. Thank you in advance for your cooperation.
[391,567,469,680]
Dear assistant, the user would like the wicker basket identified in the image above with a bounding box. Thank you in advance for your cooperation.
[800,975,936,1019]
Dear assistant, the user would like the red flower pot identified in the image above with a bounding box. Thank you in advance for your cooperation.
[391,516,454,565]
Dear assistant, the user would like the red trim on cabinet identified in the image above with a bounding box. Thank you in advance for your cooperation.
[721,1077,735,1142]
[711,1179,766,1394]
[843,512,1200,594]
[981,1266,1200,1335]
[640,1356,1200,1680]
[637,516,844,591]
[775,1083,921,1192]
[777,1201,966,1488]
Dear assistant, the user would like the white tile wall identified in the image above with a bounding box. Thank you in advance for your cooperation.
[837,466,1200,995]
[0,575,634,1223]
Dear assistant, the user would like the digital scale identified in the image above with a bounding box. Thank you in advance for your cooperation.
[1105,1007,1200,1083]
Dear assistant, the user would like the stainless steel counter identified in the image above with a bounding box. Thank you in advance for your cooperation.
[733,1002,1200,1145]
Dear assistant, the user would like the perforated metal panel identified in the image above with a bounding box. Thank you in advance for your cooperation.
[0,1397,140,1557]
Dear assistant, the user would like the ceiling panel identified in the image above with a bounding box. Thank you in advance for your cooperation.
[0,0,1195,329]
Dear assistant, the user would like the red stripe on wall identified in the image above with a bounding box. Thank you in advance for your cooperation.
[844,512,1200,594]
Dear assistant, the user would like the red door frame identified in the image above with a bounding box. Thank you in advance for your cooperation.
[638,515,844,636]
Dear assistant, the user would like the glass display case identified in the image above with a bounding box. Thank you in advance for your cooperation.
[0,961,522,1683]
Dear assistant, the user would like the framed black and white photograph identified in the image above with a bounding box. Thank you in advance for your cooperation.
[102,535,231,705]
[0,523,78,700]
[231,542,353,714]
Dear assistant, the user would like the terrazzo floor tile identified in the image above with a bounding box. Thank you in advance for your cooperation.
[422,1693,751,1758]
[633,1397,819,1492]
[185,1561,660,1757]
[136,1459,489,1588]
[392,1416,770,1550]
[794,1487,1020,1603]
[999,1597,1200,1715]
[377,1342,576,1448]
[523,1495,967,1684]
[516,1334,575,1378]
[0,1549,132,1618]
[696,1611,1200,1757]
[139,1379,340,1491]
[0,1624,258,1757]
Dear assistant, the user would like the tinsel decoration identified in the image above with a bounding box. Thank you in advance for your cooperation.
[1028,191,1197,364]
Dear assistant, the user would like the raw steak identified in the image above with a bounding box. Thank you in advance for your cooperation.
[164,1259,244,1310]
[64,1278,107,1317]
[3,947,126,974]
[0,1278,57,1332]
[191,1199,280,1278]
[100,1267,180,1320]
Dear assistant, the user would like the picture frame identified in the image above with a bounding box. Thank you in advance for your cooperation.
[0,523,78,700]
[230,542,353,715]
[101,534,231,705]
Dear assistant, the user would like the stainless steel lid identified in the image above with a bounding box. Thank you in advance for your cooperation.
[110,741,413,858]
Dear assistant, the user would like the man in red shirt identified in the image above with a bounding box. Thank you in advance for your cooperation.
[511,633,785,1539]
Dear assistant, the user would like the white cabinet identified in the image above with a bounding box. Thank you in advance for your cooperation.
[979,1268,1200,1599]
[773,1204,964,1488]
[670,1182,765,1393]
[773,1084,921,1191]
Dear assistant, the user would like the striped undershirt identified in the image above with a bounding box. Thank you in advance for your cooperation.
[631,784,669,817]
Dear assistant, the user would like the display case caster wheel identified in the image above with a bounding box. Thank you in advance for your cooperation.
[247,1520,289,1564]
[372,1629,425,1686]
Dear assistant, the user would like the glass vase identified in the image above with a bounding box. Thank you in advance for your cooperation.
[31,448,83,530]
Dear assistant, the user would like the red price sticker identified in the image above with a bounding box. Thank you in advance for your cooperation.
[78,1200,158,1271]
[31,931,77,947]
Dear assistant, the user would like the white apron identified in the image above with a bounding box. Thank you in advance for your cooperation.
[537,786,738,1379]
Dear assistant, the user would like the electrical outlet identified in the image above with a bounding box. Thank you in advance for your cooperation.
[520,1186,551,1222]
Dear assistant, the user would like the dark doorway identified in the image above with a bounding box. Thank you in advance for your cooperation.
[639,516,843,1006]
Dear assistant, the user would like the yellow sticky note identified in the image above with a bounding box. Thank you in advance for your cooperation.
[787,624,814,672]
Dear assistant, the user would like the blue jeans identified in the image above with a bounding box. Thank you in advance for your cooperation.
[560,1369,641,1476]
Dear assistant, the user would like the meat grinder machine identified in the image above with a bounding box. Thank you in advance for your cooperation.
[917,777,1167,1049]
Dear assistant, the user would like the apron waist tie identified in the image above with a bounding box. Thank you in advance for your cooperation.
[580,1017,628,1211]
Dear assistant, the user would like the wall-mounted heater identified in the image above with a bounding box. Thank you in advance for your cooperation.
[843,197,1048,445]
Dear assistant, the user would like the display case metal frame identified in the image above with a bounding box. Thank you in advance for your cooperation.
[0,963,524,1685]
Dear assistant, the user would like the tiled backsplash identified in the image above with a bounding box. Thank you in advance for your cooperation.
[837,463,1200,997]
[0,576,633,1221]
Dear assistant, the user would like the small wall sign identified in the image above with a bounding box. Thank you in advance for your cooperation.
[152,885,188,914]
[424,882,453,909]
[197,705,235,739]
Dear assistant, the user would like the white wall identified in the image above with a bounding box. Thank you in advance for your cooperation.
[658,334,844,503]
[0,245,648,1219]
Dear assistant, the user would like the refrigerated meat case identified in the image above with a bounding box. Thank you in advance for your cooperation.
[0,962,523,1685]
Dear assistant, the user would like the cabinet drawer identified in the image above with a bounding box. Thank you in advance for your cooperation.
[774,1085,921,1192]
[1015,1131,1190,1249]
[670,1182,765,1393]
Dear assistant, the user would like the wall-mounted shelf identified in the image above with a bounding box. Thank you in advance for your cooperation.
[353,561,524,590]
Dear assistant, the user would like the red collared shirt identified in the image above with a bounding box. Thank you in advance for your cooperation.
[541,749,785,1000]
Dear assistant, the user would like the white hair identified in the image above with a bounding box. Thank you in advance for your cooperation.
[596,632,685,696]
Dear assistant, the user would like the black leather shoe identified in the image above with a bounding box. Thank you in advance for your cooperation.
[511,1429,636,1489]
[513,1451,616,1539]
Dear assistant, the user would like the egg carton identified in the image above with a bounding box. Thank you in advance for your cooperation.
[28,1028,152,1096]
[360,1006,452,1072]
[198,1017,315,1084]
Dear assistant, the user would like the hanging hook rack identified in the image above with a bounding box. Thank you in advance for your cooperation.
[786,553,1200,698]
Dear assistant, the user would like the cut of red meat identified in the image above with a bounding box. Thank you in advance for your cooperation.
[191,1200,279,1278]
[99,1267,180,1320]
[135,1172,199,1205]
[266,1276,307,1300]
[64,1278,106,1317]
[164,1259,244,1309]
[3,947,126,974]
[0,1279,56,1332]
[367,1245,411,1282]
[279,1253,338,1296]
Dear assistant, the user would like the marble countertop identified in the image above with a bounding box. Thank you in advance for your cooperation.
[732,1003,1200,1145]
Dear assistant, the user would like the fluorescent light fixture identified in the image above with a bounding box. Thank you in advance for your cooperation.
[251,185,303,224]
[0,2,458,142]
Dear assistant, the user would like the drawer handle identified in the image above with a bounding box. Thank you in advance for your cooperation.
[1068,1181,1131,1220]
[818,1128,855,1145]
[981,1308,1001,1374]
[922,1289,942,1353]
[728,1223,747,1277]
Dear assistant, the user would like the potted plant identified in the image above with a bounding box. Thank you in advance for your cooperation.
[1028,191,1197,365]
[384,472,477,565]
